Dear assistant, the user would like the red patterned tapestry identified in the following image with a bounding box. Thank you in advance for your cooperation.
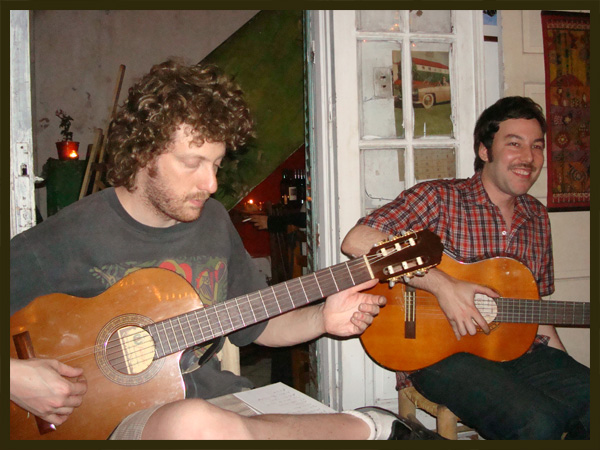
[541,11,590,211]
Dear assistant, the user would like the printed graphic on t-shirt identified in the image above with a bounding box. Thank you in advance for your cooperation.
[89,256,227,306]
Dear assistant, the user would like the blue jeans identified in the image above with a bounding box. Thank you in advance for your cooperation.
[409,346,590,439]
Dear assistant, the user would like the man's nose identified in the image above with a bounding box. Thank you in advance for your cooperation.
[198,166,218,194]
[520,145,535,163]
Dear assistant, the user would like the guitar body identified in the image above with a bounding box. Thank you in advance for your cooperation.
[10,268,202,440]
[360,256,540,371]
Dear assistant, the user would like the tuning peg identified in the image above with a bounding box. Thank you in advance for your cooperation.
[388,280,395,288]
[377,235,395,245]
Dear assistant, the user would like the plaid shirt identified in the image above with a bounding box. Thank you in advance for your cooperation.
[358,172,555,390]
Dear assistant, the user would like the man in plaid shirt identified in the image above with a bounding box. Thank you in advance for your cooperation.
[342,97,589,440]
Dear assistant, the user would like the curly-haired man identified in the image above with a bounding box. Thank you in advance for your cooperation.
[10,60,433,440]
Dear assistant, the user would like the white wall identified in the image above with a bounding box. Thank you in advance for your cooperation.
[31,10,258,218]
[500,10,590,367]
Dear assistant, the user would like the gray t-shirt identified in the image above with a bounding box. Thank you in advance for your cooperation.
[10,188,268,398]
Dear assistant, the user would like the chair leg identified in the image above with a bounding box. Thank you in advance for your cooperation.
[398,388,460,439]
[436,405,458,440]
[398,389,417,419]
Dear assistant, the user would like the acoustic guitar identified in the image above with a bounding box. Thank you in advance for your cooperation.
[10,229,443,440]
[360,255,590,372]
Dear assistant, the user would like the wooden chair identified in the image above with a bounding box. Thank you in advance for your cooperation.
[398,386,459,440]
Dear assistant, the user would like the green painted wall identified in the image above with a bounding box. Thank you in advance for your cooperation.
[204,10,305,210]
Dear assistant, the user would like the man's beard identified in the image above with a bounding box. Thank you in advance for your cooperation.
[144,166,210,224]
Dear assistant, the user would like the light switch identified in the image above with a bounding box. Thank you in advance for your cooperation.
[373,67,393,99]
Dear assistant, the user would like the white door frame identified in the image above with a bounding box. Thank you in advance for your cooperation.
[305,10,342,409]
[10,10,36,238]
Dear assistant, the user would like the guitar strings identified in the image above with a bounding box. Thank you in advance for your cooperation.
[100,257,370,370]
[53,226,586,376]
[51,247,407,374]
[114,246,506,371]
[109,294,587,371]
[60,296,587,382]
[380,295,589,324]
[53,297,566,382]
[105,250,413,371]
[68,244,569,377]
[108,243,440,369]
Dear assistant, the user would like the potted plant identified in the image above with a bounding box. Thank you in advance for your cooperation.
[55,109,80,160]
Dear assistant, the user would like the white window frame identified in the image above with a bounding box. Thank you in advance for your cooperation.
[355,10,486,212]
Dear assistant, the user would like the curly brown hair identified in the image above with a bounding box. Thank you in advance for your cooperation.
[106,59,254,189]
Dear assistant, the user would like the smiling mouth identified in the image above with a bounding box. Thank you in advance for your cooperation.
[511,166,535,178]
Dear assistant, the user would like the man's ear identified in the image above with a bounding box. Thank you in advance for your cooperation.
[478,143,489,162]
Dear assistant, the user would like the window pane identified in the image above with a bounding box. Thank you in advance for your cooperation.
[409,10,452,33]
[359,40,404,139]
[411,42,454,138]
[359,41,404,139]
[357,10,403,32]
[362,148,405,212]
[414,147,456,183]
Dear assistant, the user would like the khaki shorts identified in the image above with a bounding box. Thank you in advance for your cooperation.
[108,404,163,440]
[108,390,254,440]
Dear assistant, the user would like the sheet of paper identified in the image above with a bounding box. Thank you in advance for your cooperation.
[233,382,336,415]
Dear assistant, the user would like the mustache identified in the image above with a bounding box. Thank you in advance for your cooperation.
[510,163,536,171]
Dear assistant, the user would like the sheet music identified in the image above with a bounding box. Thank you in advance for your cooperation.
[233,382,336,415]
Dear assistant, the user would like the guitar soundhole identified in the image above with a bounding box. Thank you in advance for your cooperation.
[474,294,500,333]
[95,314,164,386]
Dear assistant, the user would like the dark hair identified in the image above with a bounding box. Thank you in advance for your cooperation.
[107,59,254,189]
[473,96,546,172]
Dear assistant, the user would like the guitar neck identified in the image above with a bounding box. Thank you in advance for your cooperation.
[146,257,373,359]
[496,298,590,326]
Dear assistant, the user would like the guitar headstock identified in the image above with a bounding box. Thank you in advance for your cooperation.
[365,229,444,283]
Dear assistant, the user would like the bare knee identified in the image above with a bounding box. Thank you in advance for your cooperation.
[142,399,251,440]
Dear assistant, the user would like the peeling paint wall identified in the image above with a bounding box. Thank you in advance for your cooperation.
[31,10,259,218]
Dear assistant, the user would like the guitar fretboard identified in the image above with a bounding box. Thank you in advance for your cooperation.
[145,258,373,359]
[496,298,590,326]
